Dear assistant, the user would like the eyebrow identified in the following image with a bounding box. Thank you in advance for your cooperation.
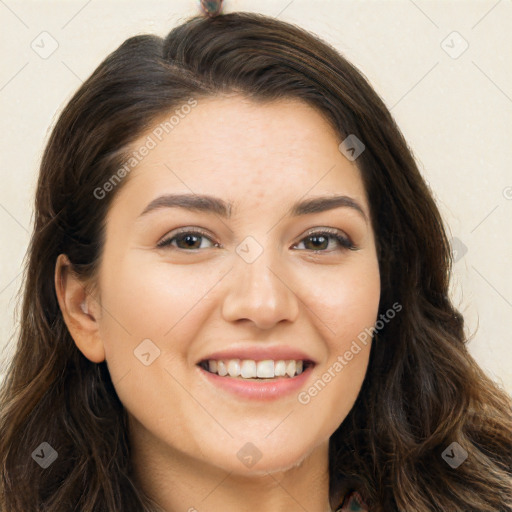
[137,193,368,221]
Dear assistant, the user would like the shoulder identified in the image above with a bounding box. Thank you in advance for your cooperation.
[335,490,369,511]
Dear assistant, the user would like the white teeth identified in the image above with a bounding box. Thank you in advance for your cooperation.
[217,360,228,377]
[285,360,296,377]
[202,358,308,379]
[274,360,286,377]
[227,359,241,377]
[240,360,257,378]
[256,360,274,378]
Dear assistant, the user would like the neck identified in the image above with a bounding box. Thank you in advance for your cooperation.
[130,421,333,512]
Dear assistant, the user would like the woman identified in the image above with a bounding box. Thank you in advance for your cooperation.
[1,10,511,512]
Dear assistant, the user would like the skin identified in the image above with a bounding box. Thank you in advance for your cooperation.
[55,95,381,512]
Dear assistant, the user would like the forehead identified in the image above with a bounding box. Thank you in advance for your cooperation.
[113,95,368,214]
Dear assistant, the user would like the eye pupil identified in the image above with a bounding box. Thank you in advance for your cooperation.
[180,234,201,248]
[307,235,328,250]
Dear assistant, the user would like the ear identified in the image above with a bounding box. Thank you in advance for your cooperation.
[54,253,105,363]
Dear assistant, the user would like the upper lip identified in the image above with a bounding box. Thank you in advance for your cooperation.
[197,345,317,364]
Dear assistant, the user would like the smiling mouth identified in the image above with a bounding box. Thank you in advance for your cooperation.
[197,359,315,380]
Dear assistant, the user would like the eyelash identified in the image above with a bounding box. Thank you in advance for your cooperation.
[156,227,356,253]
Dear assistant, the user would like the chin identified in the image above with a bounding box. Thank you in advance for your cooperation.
[212,442,313,477]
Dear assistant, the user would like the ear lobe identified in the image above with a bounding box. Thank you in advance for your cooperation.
[54,253,105,363]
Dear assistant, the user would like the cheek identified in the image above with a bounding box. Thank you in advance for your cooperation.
[99,256,222,337]
[96,254,230,387]
[96,256,222,422]
[297,281,378,435]
[293,256,379,421]
[297,256,381,343]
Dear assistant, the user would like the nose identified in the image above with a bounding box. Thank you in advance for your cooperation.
[221,244,300,330]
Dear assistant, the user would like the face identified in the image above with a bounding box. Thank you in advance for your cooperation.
[81,95,380,476]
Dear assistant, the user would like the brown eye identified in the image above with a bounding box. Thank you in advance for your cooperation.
[157,229,217,250]
[293,229,356,252]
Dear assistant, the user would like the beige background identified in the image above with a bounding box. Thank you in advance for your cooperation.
[1,0,511,393]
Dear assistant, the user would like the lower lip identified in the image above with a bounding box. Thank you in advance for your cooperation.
[197,364,314,401]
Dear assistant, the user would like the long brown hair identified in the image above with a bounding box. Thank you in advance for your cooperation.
[1,11,511,512]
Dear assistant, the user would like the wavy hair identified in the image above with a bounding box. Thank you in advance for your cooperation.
[1,11,511,512]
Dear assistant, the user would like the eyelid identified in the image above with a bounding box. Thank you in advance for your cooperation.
[302,226,345,238]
